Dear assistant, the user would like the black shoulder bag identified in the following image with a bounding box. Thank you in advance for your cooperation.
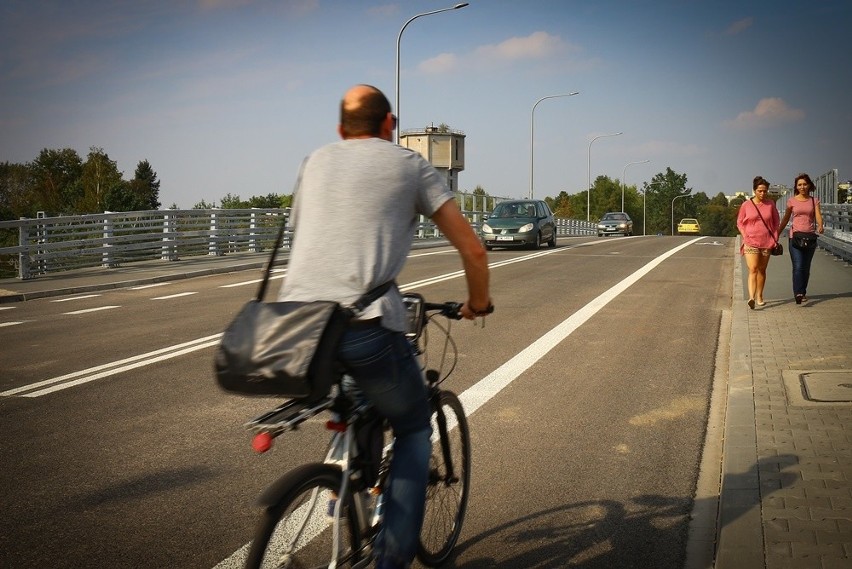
[791,197,819,250]
[214,216,393,400]
[751,199,783,256]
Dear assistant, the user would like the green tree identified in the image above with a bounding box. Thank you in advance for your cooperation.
[644,168,690,235]
[30,148,84,214]
[583,175,623,220]
[105,160,160,212]
[81,147,124,213]
[248,193,285,209]
[0,162,35,220]
[546,190,573,218]
[128,160,161,210]
[193,199,217,209]
[219,193,247,209]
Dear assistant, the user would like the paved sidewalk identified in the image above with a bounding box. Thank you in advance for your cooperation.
[716,246,852,569]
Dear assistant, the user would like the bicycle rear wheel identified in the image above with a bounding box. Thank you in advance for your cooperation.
[417,390,471,566]
[245,463,363,569]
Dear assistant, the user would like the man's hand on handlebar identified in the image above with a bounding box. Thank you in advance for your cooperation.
[460,300,494,321]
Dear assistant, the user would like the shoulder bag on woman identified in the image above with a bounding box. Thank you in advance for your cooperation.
[751,199,783,256]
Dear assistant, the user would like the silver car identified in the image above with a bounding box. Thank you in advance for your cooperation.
[597,212,633,237]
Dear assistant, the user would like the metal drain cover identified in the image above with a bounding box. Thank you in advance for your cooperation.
[802,371,852,402]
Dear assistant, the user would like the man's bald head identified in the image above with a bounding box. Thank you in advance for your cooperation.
[339,84,393,139]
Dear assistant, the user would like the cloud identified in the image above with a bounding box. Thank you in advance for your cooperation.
[367,4,399,18]
[418,31,584,74]
[419,53,459,74]
[725,97,805,129]
[474,31,570,63]
[724,17,753,35]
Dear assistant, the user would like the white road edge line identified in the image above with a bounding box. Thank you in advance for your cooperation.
[0,334,222,397]
[152,292,198,300]
[210,237,702,569]
[63,306,120,315]
[52,294,101,302]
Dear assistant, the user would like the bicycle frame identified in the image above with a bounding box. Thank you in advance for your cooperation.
[247,388,390,567]
[244,296,479,569]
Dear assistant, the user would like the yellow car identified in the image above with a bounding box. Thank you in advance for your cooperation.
[677,218,700,235]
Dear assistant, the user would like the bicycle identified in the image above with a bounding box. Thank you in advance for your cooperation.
[242,293,488,568]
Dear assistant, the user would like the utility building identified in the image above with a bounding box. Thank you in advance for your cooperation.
[399,125,465,192]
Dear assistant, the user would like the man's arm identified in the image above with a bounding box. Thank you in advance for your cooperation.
[431,199,491,320]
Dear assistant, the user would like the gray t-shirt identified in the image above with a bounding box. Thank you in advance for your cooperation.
[278,138,453,331]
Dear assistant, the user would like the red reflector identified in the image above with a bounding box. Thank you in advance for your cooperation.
[252,432,273,453]
[326,420,346,432]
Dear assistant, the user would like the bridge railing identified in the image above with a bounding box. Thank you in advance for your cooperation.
[2,203,846,280]
[0,201,596,279]
[819,204,852,262]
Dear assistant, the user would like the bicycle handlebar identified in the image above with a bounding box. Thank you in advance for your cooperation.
[422,301,495,320]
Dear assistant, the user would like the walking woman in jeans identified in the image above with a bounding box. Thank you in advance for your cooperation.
[778,172,824,304]
[737,176,780,309]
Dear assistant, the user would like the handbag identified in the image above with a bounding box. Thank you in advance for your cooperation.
[792,231,818,250]
[791,197,818,250]
[750,199,783,256]
[214,216,393,399]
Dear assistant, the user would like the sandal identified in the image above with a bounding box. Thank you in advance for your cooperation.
[748,299,755,310]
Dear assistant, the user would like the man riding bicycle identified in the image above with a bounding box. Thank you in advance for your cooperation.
[277,84,490,569]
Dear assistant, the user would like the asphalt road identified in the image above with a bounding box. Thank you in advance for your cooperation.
[0,235,733,568]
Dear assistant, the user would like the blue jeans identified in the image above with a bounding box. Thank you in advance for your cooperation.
[338,325,431,567]
[788,237,816,296]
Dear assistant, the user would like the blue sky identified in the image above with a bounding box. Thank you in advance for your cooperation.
[2,0,850,208]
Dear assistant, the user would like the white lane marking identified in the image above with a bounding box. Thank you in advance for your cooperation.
[4,247,570,396]
[130,282,171,290]
[152,292,198,300]
[4,238,698,401]
[220,273,286,288]
[458,237,701,418]
[0,306,16,311]
[408,249,455,258]
[210,237,702,568]
[0,321,24,327]
[52,294,101,302]
[0,334,222,397]
[63,306,120,315]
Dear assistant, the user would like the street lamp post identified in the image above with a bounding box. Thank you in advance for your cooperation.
[529,92,579,199]
[395,3,469,144]
[671,193,690,236]
[587,132,622,221]
[621,159,649,213]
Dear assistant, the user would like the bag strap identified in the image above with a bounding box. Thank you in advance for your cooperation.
[750,199,779,246]
[349,281,396,314]
[255,213,289,301]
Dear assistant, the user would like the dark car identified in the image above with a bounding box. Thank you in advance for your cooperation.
[597,212,633,237]
[481,199,557,250]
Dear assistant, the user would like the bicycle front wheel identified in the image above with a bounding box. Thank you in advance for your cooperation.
[245,463,363,569]
[417,390,471,566]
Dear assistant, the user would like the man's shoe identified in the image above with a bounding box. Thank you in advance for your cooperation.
[795,294,803,305]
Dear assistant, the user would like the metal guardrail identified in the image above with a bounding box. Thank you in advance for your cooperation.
[819,204,852,263]
[0,203,597,280]
[0,209,289,279]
